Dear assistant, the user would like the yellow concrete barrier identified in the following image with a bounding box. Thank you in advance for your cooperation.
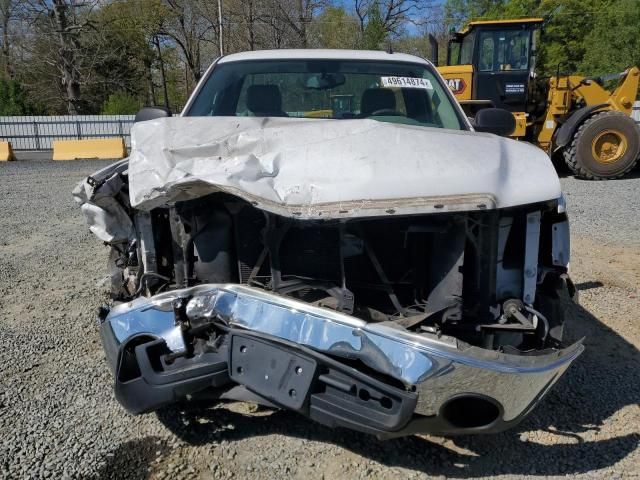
[53,138,127,161]
[0,141,16,161]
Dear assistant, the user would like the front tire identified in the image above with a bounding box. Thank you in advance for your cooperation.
[563,110,640,179]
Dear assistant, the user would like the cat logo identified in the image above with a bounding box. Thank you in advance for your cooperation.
[446,78,466,95]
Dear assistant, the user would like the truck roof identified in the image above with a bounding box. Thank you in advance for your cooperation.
[218,49,432,66]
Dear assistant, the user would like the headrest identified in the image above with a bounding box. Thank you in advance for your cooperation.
[360,88,396,116]
[246,85,284,115]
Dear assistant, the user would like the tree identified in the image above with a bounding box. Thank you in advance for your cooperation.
[95,0,168,107]
[225,0,273,51]
[0,75,31,114]
[312,6,359,49]
[579,0,640,77]
[101,91,140,114]
[361,2,387,49]
[80,0,163,113]
[272,0,327,48]
[159,0,216,83]
[0,0,17,77]
[355,0,426,37]
[443,0,505,29]
[18,0,100,114]
[46,0,94,114]
[231,0,260,51]
[535,0,599,75]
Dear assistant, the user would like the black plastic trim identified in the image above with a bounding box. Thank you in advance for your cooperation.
[134,106,172,123]
[227,329,418,437]
[229,334,318,411]
[104,327,231,414]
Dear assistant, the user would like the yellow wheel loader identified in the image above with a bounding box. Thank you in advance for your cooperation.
[437,18,640,179]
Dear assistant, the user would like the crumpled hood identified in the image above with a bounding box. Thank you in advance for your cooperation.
[128,117,561,218]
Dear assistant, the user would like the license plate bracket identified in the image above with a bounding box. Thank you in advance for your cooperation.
[229,333,317,411]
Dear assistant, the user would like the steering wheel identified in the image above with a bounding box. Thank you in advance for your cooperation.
[369,108,406,117]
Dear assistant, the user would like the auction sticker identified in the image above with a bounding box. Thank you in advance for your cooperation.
[381,76,433,89]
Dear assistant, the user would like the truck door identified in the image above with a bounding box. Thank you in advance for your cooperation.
[473,28,532,112]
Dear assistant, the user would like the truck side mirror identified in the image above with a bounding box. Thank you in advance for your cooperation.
[135,106,172,123]
[473,108,515,136]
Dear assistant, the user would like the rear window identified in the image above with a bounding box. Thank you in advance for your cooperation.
[186,59,465,131]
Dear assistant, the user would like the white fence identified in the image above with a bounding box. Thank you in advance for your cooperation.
[632,101,640,124]
[0,115,135,150]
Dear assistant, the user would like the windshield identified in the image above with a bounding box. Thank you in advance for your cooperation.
[186,59,465,130]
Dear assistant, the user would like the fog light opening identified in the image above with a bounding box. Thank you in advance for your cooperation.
[441,395,501,429]
[117,335,156,383]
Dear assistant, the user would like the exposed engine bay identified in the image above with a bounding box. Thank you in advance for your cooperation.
[114,190,572,354]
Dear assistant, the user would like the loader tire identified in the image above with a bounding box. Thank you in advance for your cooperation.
[563,110,640,180]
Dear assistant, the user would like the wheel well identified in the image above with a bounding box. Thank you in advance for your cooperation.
[554,104,609,150]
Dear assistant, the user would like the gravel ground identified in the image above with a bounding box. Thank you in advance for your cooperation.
[0,157,638,479]
[560,172,640,247]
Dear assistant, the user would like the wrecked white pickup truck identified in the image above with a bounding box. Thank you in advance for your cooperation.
[74,50,583,438]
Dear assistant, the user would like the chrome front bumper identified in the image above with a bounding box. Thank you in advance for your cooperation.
[103,284,583,435]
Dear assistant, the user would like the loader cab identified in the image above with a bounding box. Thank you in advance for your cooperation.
[442,18,543,113]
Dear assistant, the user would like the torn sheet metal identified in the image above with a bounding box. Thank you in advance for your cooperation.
[72,160,133,243]
[127,117,561,219]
